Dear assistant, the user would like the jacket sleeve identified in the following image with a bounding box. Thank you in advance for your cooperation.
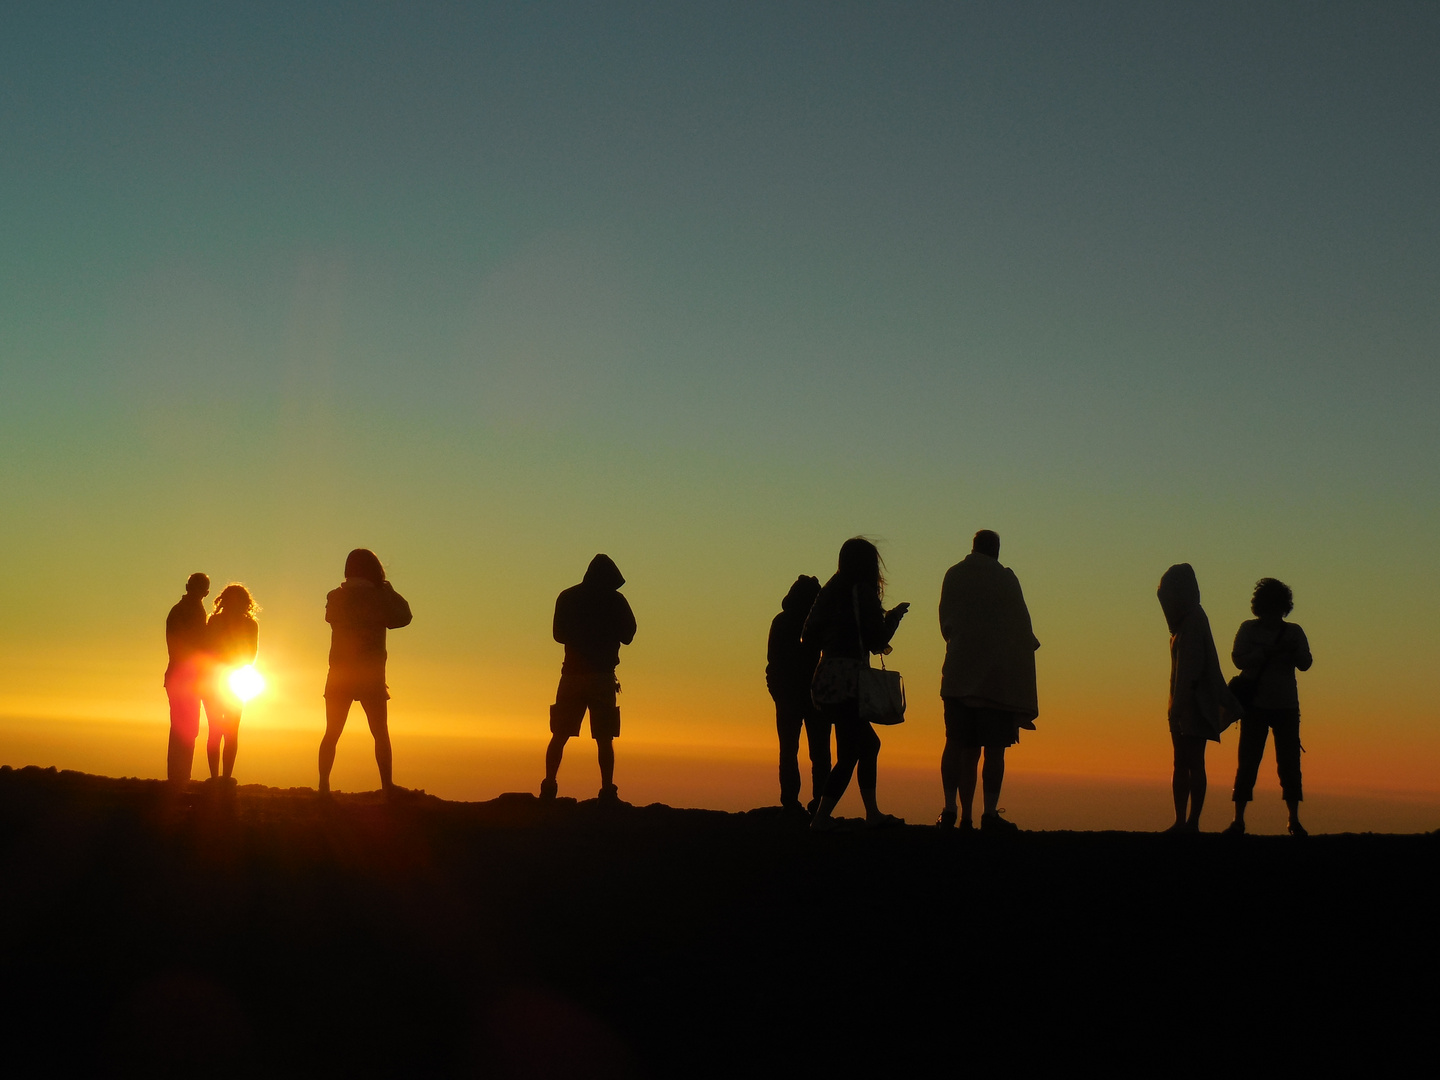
[616,596,637,646]
[857,587,896,654]
[1231,623,1264,671]
[1290,625,1313,672]
[381,584,413,629]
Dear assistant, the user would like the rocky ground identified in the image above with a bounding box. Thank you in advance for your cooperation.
[0,764,1434,1077]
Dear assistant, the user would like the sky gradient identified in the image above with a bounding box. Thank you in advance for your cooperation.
[3,2,1438,830]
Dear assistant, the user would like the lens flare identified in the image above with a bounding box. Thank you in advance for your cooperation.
[228,664,265,703]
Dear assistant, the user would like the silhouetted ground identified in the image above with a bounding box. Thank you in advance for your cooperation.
[1,764,1434,1077]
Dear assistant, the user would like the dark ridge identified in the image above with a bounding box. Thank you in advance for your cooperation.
[1,764,1434,1075]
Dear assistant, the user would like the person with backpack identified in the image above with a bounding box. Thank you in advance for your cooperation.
[767,574,827,816]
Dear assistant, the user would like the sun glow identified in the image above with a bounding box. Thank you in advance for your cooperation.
[228,665,266,703]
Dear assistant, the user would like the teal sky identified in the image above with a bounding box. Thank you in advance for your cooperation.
[3,3,1438,807]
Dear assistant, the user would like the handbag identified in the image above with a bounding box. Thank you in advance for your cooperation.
[1226,625,1285,715]
[852,589,906,726]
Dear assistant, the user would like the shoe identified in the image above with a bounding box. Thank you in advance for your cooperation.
[806,797,821,816]
[1223,820,1246,837]
[539,778,558,800]
[1163,820,1199,835]
[782,800,810,819]
[935,808,957,830]
[1288,821,1308,839]
[810,814,840,833]
[598,784,620,804]
[981,811,1019,834]
[866,813,905,829]
[958,818,975,833]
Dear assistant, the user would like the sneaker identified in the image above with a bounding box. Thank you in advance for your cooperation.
[866,812,905,829]
[935,808,957,830]
[1223,820,1246,837]
[598,784,620,804]
[539,778,558,801]
[810,813,840,833]
[981,811,1019,834]
[1288,821,1309,839]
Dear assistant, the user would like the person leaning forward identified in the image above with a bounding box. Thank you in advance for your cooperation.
[937,530,1039,834]
[540,554,637,804]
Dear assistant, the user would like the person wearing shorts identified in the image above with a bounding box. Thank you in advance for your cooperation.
[541,554,636,803]
[937,531,1040,833]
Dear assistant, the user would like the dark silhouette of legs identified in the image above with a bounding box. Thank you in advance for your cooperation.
[362,695,392,792]
[814,708,891,824]
[544,733,569,785]
[775,698,804,808]
[596,737,615,790]
[318,693,391,794]
[948,745,1005,825]
[166,689,201,782]
[803,711,831,809]
[1171,733,1207,830]
[1232,708,1304,833]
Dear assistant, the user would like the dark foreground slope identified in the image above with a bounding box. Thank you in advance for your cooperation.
[1,765,1434,1077]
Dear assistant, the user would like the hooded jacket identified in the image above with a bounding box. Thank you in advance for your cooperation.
[938,552,1040,725]
[766,575,822,701]
[554,555,637,675]
[1157,563,1239,741]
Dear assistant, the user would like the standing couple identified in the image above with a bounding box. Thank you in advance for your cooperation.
[163,573,260,785]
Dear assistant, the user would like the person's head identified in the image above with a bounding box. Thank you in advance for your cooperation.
[782,574,822,613]
[1251,578,1294,619]
[972,530,1000,558]
[836,537,885,595]
[185,572,210,597]
[214,583,256,618]
[344,548,385,584]
[1157,563,1200,634]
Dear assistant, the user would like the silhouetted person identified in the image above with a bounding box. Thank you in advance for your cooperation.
[937,531,1039,833]
[317,549,413,796]
[1227,578,1313,837]
[1157,563,1240,833]
[804,538,909,830]
[202,584,259,783]
[164,572,211,782]
[767,574,828,815]
[541,554,636,803]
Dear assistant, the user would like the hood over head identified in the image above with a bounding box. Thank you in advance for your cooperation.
[1158,563,1201,634]
[781,574,822,614]
[582,553,625,590]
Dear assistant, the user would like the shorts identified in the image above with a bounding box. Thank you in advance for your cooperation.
[324,668,390,702]
[943,699,1020,749]
[550,670,620,740]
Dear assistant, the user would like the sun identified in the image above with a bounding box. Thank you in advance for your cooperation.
[228,664,266,703]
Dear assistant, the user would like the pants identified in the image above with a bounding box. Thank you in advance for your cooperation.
[774,695,831,806]
[1233,706,1303,803]
[166,686,201,782]
[822,700,880,802]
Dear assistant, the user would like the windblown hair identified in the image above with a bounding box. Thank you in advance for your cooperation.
[344,548,385,584]
[213,583,257,618]
[1251,577,1294,618]
[836,537,885,598]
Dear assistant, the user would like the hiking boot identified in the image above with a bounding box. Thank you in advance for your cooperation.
[598,784,620,804]
[539,778,558,800]
[981,811,1019,835]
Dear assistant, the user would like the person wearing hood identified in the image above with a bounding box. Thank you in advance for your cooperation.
[766,574,827,815]
[541,554,637,804]
[1157,563,1240,833]
[318,548,413,797]
[164,572,211,782]
[937,531,1039,833]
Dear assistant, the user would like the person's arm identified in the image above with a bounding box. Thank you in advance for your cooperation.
[1289,625,1313,672]
[381,583,413,629]
[857,588,906,654]
[243,620,258,664]
[616,596,637,646]
[937,575,953,644]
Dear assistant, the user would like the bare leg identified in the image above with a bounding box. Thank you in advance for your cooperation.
[1233,799,1248,826]
[1286,797,1302,831]
[981,747,1006,816]
[361,695,392,792]
[206,719,223,779]
[545,733,569,783]
[596,737,615,789]
[940,738,962,812]
[1188,748,1207,827]
[318,696,351,794]
[222,727,238,779]
[957,746,983,825]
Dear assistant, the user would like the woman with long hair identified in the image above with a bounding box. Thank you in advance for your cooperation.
[803,537,910,829]
[318,548,413,796]
[203,583,259,783]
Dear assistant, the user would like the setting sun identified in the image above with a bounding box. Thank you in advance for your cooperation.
[228,665,265,703]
